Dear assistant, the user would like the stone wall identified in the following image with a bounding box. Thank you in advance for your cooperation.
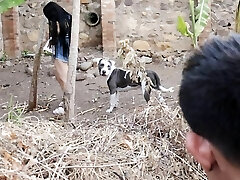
[18,0,102,52]
[115,0,192,57]
[2,0,237,56]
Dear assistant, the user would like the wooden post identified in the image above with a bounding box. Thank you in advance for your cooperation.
[28,19,46,111]
[1,7,20,59]
[64,0,80,122]
[101,0,117,58]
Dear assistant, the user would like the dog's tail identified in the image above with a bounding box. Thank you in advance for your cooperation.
[153,72,161,90]
[141,79,151,102]
[149,71,174,93]
[159,85,174,92]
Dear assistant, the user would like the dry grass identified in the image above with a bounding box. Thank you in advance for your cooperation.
[0,97,207,180]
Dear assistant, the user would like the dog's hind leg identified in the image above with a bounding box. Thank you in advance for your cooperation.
[141,79,151,102]
[106,92,118,113]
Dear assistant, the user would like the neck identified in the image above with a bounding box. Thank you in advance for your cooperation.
[107,65,116,80]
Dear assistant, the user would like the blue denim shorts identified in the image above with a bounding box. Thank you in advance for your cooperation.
[53,40,69,63]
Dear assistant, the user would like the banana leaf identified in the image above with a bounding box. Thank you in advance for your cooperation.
[0,0,25,14]
[194,0,210,37]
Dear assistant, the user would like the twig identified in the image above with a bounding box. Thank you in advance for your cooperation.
[59,161,138,169]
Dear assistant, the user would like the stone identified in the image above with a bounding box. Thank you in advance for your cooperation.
[139,56,152,64]
[79,33,89,40]
[160,3,168,10]
[216,27,229,36]
[85,73,95,79]
[87,68,99,77]
[124,0,133,6]
[142,12,147,16]
[156,42,171,51]
[5,61,13,67]
[76,73,86,81]
[27,30,40,42]
[81,0,91,4]
[133,40,151,51]
[79,61,93,71]
[25,66,33,76]
[45,64,54,77]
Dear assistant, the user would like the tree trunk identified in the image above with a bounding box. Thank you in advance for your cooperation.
[28,19,46,111]
[1,7,20,59]
[64,0,80,122]
[199,0,212,46]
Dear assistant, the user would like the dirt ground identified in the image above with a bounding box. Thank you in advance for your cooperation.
[0,48,184,121]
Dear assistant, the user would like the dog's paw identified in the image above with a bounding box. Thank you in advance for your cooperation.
[169,87,174,93]
[53,107,65,115]
[106,108,113,113]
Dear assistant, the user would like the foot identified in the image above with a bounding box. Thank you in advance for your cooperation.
[53,106,65,115]
[106,106,114,113]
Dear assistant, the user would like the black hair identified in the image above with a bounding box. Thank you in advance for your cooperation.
[43,2,72,56]
[179,34,240,166]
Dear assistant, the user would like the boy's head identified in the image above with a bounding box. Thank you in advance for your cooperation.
[179,35,240,179]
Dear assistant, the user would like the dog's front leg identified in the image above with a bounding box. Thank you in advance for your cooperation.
[106,92,118,113]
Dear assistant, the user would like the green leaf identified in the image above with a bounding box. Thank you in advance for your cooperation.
[0,0,25,14]
[177,16,189,37]
[194,0,210,37]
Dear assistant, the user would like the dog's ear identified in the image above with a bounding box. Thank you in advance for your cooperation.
[109,60,116,66]
[93,58,102,65]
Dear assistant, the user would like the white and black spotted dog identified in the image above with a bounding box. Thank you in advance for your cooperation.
[97,58,174,113]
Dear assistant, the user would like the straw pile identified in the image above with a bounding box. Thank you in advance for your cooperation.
[0,97,206,180]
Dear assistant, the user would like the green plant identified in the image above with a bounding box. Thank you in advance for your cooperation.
[0,52,7,62]
[0,0,25,13]
[177,0,210,48]
[7,94,25,123]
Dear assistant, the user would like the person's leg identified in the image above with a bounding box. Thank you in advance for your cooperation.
[54,59,68,91]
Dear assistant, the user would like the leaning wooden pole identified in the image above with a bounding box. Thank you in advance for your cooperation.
[64,0,80,122]
[28,18,46,111]
[236,0,240,33]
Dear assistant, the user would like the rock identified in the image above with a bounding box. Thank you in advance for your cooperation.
[219,20,228,27]
[85,73,95,79]
[86,68,99,77]
[139,56,152,64]
[81,0,91,4]
[216,27,229,36]
[79,33,89,40]
[156,42,171,51]
[96,44,103,50]
[142,12,147,16]
[76,73,86,81]
[133,40,151,51]
[45,64,54,77]
[25,66,33,76]
[160,3,168,10]
[79,61,93,71]
[124,0,133,6]
[5,61,13,67]
[27,30,40,42]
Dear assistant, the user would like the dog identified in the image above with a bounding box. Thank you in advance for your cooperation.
[97,58,174,113]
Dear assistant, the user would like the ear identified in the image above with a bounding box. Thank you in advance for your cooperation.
[186,131,216,171]
[109,60,116,66]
